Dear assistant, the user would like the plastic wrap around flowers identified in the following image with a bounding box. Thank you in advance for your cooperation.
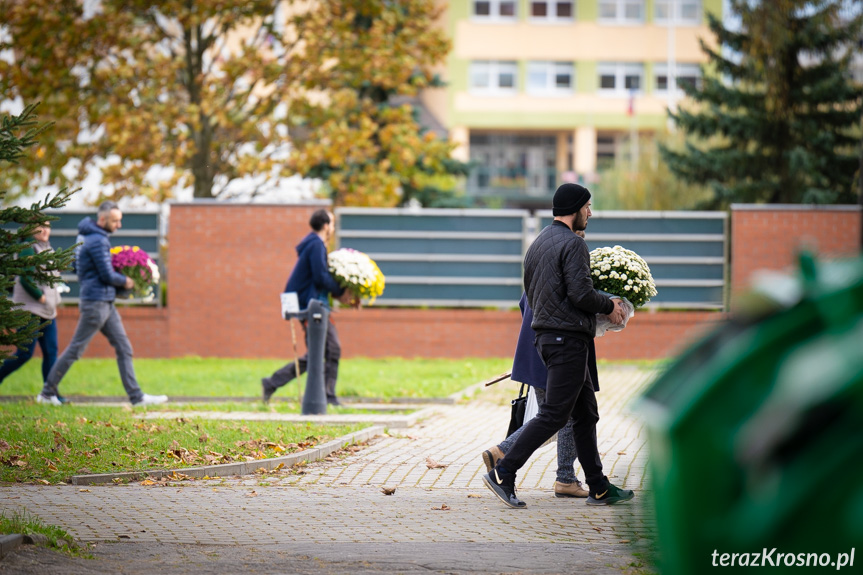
[590,245,657,336]
[110,245,160,301]
[328,248,385,305]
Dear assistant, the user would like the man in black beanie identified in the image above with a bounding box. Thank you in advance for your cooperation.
[483,182,633,508]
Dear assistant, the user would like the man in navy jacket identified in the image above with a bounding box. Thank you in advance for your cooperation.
[262,209,354,405]
[38,201,167,407]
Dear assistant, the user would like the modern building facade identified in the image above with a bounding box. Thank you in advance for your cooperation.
[420,0,723,207]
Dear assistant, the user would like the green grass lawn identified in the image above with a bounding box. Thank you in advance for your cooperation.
[0,402,365,484]
[0,357,513,400]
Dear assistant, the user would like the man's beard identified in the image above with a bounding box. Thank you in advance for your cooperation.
[573,213,588,231]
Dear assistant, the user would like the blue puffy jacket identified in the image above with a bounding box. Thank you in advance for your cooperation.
[75,217,128,301]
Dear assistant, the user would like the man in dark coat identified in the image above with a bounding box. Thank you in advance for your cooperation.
[262,209,354,405]
[483,183,633,508]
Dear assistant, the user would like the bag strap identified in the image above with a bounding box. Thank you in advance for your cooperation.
[518,382,527,398]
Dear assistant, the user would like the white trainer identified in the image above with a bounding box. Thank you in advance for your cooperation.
[133,393,168,406]
[36,394,63,406]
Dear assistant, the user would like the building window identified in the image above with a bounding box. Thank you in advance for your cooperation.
[470,61,519,94]
[530,1,574,21]
[654,1,701,24]
[473,0,517,21]
[598,62,644,95]
[527,62,574,94]
[598,0,645,23]
[654,63,701,93]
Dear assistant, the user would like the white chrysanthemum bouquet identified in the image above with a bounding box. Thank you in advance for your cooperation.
[589,245,657,336]
[328,248,385,305]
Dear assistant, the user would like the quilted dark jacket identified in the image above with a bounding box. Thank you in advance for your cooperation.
[524,220,614,338]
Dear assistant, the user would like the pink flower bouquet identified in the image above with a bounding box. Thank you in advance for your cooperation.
[110,245,160,301]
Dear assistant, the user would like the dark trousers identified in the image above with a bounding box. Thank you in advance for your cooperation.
[0,314,58,384]
[266,319,341,401]
[498,332,606,492]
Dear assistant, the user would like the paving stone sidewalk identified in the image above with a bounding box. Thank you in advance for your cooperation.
[0,366,659,574]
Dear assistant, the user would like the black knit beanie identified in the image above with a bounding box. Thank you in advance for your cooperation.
[552,183,591,216]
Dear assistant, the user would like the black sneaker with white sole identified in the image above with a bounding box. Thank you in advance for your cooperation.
[482,467,526,509]
[586,483,634,506]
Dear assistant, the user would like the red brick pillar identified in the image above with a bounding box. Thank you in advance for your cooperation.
[167,202,331,357]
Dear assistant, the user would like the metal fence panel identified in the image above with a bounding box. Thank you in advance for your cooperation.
[337,207,728,310]
[336,208,529,308]
[539,210,728,309]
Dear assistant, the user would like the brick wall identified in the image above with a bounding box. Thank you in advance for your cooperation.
[47,203,859,362]
[167,202,329,358]
[730,205,862,298]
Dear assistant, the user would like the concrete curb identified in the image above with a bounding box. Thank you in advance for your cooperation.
[138,404,441,429]
[0,534,24,559]
[70,425,387,486]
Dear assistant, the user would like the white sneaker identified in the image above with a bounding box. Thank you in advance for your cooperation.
[133,393,168,406]
[36,394,63,406]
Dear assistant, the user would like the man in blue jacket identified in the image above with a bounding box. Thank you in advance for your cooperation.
[262,209,354,405]
[37,201,167,407]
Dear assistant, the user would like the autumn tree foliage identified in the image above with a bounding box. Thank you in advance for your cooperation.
[662,0,863,206]
[1,0,302,202]
[282,0,467,207]
[1,0,464,207]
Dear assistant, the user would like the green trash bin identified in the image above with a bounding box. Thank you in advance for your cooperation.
[637,253,863,574]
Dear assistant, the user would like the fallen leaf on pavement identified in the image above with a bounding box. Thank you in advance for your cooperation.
[617,451,626,455]
[620,540,631,544]
[426,457,447,469]
[78,489,90,492]
[247,490,258,497]
[140,480,157,486]
[431,504,450,511]
[592,527,603,532]
[467,494,482,498]
[381,487,396,495]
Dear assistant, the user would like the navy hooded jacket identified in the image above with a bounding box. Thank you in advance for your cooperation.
[284,232,344,309]
[75,217,128,301]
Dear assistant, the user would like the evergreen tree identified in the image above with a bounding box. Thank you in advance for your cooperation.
[1,105,75,360]
[663,0,863,206]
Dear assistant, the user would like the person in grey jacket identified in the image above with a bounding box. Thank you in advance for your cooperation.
[0,223,63,391]
[483,183,633,508]
[37,201,167,407]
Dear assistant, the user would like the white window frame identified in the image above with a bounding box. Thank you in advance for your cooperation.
[654,63,701,94]
[597,62,645,96]
[471,0,518,22]
[527,61,574,95]
[598,0,645,24]
[528,1,575,23]
[469,61,519,95]
[654,1,701,25]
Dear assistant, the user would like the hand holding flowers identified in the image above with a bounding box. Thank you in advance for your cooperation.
[589,245,657,336]
[110,245,159,302]
[328,248,385,305]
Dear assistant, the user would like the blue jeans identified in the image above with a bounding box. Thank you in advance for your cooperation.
[498,387,579,484]
[0,314,58,384]
[42,300,143,403]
